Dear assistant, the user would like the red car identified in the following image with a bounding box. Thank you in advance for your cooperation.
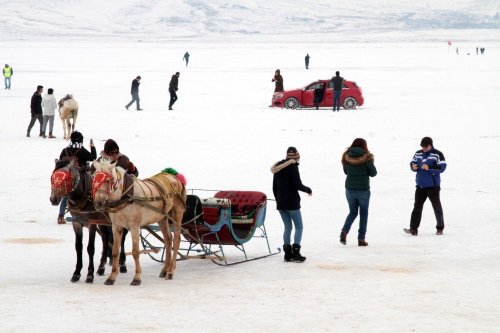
[271,79,364,109]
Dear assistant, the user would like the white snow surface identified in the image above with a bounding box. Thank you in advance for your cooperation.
[1,1,500,333]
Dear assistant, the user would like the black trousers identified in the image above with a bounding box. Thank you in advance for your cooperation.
[410,186,445,231]
[27,113,43,135]
[169,90,178,108]
[126,93,140,109]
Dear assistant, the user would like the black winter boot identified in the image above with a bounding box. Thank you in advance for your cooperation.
[283,244,292,262]
[292,244,306,262]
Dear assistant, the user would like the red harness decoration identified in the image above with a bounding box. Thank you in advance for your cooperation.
[51,169,73,196]
[92,171,114,200]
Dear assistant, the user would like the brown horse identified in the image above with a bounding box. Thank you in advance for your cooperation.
[50,159,128,283]
[92,159,186,286]
[58,94,79,140]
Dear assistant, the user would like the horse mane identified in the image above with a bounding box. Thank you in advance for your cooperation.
[54,159,70,171]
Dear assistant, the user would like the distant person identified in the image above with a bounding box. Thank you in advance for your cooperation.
[272,69,284,92]
[125,76,142,111]
[168,72,180,110]
[57,131,96,224]
[305,53,310,69]
[340,138,377,247]
[404,137,447,236]
[476,47,478,55]
[331,71,344,112]
[456,47,459,55]
[183,51,190,66]
[41,88,57,138]
[271,146,312,263]
[480,47,485,55]
[26,85,44,137]
[3,64,13,89]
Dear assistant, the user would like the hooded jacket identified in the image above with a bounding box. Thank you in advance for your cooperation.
[342,147,377,190]
[410,147,446,188]
[271,159,311,210]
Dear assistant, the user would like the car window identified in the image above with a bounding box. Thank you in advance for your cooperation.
[307,82,324,90]
[342,83,348,88]
[328,80,334,89]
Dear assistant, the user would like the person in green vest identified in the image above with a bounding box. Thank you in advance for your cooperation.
[3,64,13,89]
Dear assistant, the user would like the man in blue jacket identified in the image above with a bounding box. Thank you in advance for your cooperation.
[405,137,447,236]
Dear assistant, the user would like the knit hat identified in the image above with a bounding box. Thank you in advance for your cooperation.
[286,146,300,160]
[420,137,433,147]
[104,139,119,154]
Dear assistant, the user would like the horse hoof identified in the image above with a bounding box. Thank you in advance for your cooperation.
[104,279,115,285]
[71,274,81,283]
[159,270,166,278]
[85,276,94,284]
[119,265,127,273]
[130,279,141,286]
[96,268,105,276]
[167,273,173,280]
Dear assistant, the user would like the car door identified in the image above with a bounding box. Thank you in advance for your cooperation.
[302,83,317,107]
[324,79,334,106]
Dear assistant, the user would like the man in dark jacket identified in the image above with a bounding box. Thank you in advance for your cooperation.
[168,72,180,110]
[271,146,312,262]
[305,54,310,69]
[405,137,447,236]
[125,76,142,111]
[57,131,96,224]
[331,71,344,112]
[27,85,44,137]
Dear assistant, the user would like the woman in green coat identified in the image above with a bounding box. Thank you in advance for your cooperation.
[340,138,377,246]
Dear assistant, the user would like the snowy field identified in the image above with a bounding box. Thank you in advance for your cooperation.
[1,1,500,332]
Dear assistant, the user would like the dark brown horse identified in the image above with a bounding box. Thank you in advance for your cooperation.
[50,159,128,283]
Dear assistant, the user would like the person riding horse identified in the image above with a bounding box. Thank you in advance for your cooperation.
[57,131,96,224]
[93,139,139,176]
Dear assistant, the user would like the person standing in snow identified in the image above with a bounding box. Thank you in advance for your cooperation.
[305,53,310,69]
[271,146,312,263]
[272,69,284,92]
[41,88,57,138]
[404,137,447,236]
[331,71,344,112]
[168,72,180,110]
[125,76,142,111]
[340,138,377,246]
[183,51,190,66]
[3,64,13,89]
[26,85,44,137]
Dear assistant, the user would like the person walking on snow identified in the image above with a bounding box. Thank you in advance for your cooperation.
[3,64,13,89]
[404,136,447,236]
[183,52,190,67]
[125,76,142,111]
[271,146,312,263]
[41,88,57,138]
[305,53,310,69]
[340,138,377,246]
[27,85,44,137]
[168,72,180,110]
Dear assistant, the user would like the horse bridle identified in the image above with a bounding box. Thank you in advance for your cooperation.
[92,170,122,203]
[51,166,81,197]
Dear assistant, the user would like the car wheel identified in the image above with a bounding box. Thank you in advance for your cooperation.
[284,97,299,109]
[343,97,357,110]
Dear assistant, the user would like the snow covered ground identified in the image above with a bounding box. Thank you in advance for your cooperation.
[1,1,500,333]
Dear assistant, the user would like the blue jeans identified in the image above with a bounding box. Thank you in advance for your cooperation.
[333,90,341,111]
[4,77,11,89]
[279,209,303,245]
[342,189,371,240]
[59,197,67,217]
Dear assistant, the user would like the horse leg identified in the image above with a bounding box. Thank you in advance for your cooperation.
[96,225,109,275]
[66,119,71,139]
[119,228,128,273]
[169,210,185,279]
[130,228,142,286]
[158,219,173,279]
[72,222,84,282]
[72,113,77,134]
[104,225,123,285]
[85,224,97,283]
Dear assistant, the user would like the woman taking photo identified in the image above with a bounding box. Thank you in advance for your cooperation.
[340,138,377,246]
